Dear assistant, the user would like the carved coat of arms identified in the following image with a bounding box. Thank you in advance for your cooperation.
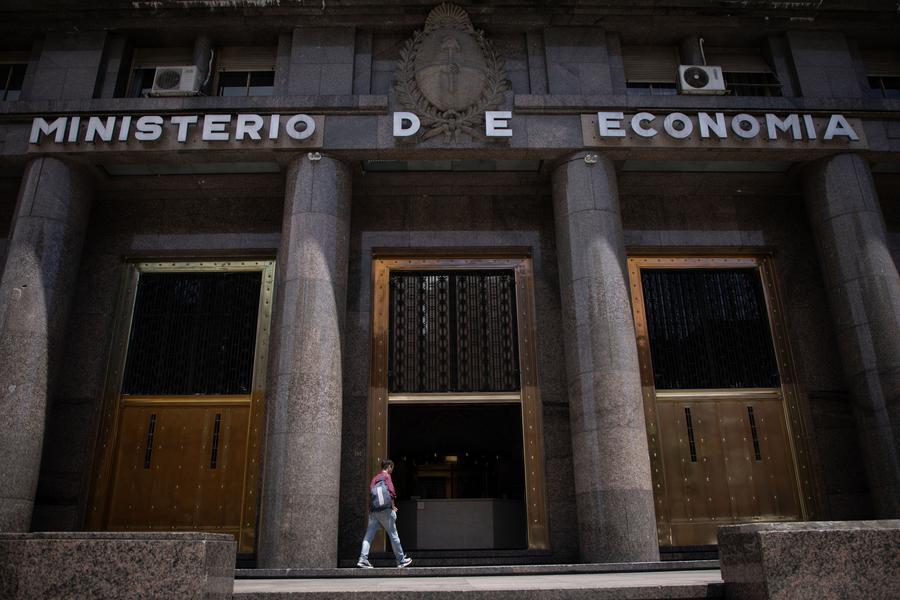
[396,3,508,141]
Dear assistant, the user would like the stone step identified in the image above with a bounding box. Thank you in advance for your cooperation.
[232,569,724,599]
[236,560,719,579]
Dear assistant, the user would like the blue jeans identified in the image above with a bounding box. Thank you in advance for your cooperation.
[359,508,406,564]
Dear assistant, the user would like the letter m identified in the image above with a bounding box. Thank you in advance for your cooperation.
[30,117,67,144]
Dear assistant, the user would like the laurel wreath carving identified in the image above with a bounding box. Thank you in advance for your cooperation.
[395,19,508,142]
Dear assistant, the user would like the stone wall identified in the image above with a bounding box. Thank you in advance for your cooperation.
[338,170,579,562]
[0,177,18,275]
[0,532,235,599]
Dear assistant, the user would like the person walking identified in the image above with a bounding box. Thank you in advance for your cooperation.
[357,459,413,568]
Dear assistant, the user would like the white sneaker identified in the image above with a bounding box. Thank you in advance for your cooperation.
[357,558,373,568]
[397,556,412,568]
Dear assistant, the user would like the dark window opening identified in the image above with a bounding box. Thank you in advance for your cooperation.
[122,271,262,396]
[217,70,274,97]
[128,68,157,98]
[0,63,26,101]
[388,270,519,394]
[641,268,779,390]
[626,81,677,96]
[868,75,900,99]
[723,71,782,97]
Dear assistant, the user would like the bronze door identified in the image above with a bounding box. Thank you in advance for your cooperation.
[628,256,815,546]
[88,260,274,554]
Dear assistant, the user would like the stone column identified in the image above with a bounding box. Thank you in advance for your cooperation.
[803,153,900,517]
[258,154,351,567]
[0,157,92,530]
[552,153,659,562]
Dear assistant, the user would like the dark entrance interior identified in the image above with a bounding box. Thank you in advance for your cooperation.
[388,403,527,550]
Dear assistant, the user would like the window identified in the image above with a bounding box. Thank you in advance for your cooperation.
[862,50,900,99]
[388,270,519,393]
[705,48,782,97]
[639,268,779,389]
[0,63,26,101]
[121,271,262,396]
[217,71,274,96]
[623,46,678,95]
[214,46,276,97]
[127,47,193,97]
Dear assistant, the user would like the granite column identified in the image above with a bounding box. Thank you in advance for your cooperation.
[258,154,351,567]
[803,153,900,516]
[552,153,659,562]
[0,157,92,530]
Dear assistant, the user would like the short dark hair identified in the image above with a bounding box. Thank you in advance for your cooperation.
[381,459,394,470]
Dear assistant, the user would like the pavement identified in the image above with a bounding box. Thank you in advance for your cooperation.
[233,568,724,598]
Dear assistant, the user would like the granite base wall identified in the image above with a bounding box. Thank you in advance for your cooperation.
[0,532,235,599]
[718,520,900,600]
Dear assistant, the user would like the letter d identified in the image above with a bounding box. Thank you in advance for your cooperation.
[393,112,421,137]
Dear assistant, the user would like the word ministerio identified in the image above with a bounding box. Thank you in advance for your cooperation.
[28,111,515,145]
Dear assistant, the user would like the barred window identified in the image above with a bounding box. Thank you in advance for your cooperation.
[705,48,782,97]
[623,46,679,96]
[122,271,262,396]
[0,63,26,101]
[861,50,900,99]
[214,46,276,97]
[640,268,779,390]
[388,271,520,394]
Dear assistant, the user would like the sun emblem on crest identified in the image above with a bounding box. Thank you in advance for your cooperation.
[396,3,509,141]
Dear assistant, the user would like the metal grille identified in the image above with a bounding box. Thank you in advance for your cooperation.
[641,268,779,389]
[122,271,262,395]
[389,270,519,393]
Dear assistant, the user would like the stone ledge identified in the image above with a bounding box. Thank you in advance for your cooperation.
[238,560,720,579]
[0,531,236,600]
[718,520,900,600]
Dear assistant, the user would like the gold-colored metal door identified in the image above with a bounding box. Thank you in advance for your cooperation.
[88,260,274,554]
[105,401,250,537]
[628,256,816,546]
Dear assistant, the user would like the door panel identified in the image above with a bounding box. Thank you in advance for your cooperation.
[628,256,812,547]
[656,394,801,545]
[107,403,250,534]
[88,260,274,555]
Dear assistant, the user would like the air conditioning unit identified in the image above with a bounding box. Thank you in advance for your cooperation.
[677,65,726,95]
[149,66,199,96]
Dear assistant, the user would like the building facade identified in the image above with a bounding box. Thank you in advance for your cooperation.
[0,0,898,568]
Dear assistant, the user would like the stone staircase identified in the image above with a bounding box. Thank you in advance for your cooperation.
[232,561,724,599]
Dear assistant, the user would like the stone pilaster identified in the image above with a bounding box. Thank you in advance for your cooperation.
[552,153,659,562]
[258,154,351,567]
[803,153,900,517]
[0,157,92,531]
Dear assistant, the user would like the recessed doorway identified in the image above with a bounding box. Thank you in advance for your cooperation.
[368,254,548,550]
[389,403,526,550]
[627,255,816,547]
